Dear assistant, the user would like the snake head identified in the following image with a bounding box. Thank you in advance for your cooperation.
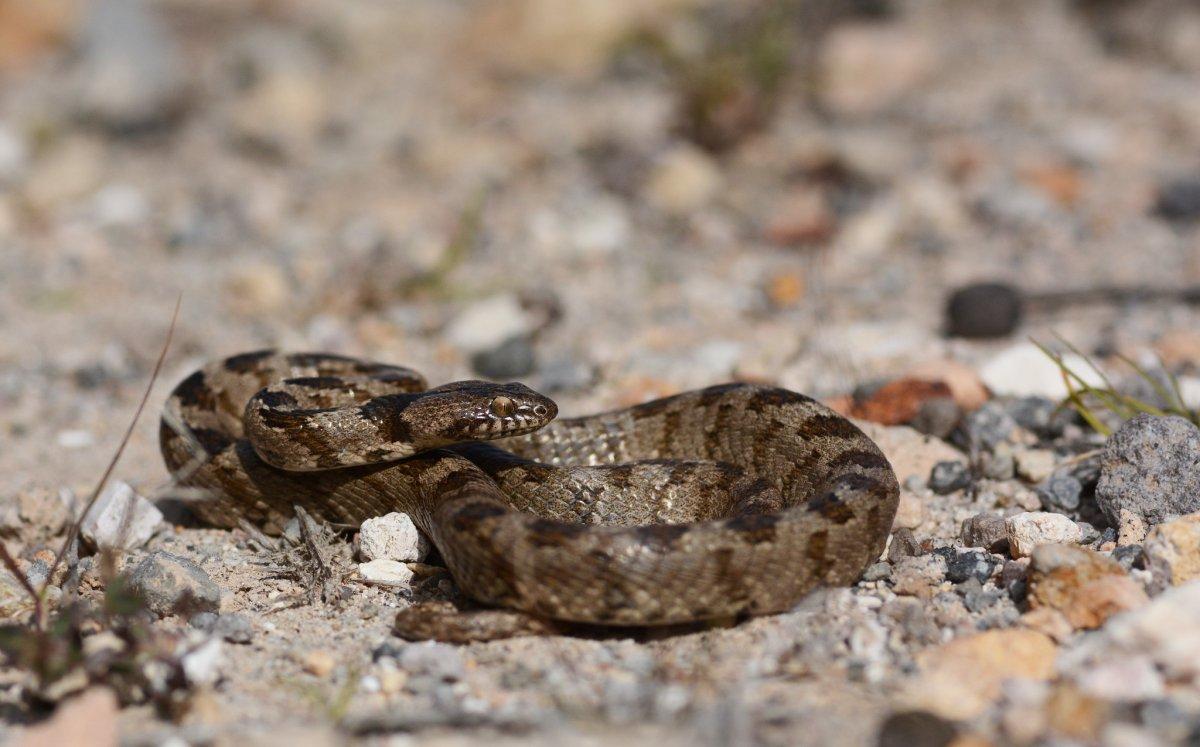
[409,381,557,445]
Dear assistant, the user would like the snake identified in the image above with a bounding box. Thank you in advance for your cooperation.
[159,350,899,637]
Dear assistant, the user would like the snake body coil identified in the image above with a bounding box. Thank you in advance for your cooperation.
[160,351,899,628]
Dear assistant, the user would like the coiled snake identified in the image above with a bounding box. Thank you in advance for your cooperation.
[160,351,899,638]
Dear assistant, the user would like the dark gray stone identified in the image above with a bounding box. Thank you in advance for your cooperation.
[1004,396,1069,439]
[1111,544,1145,571]
[909,397,961,439]
[1037,472,1083,513]
[928,460,971,495]
[944,282,1022,340]
[959,402,1018,450]
[1156,177,1200,222]
[471,335,536,379]
[1096,414,1200,527]
[214,613,254,644]
[877,710,957,747]
[960,512,1008,552]
[943,550,999,585]
[127,551,220,617]
[862,562,891,582]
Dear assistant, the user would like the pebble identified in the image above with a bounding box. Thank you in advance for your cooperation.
[394,641,466,685]
[981,446,1015,481]
[876,710,958,747]
[944,282,1023,339]
[72,0,187,132]
[905,629,1056,720]
[445,294,539,354]
[891,491,928,530]
[0,123,27,184]
[957,401,1018,451]
[1096,414,1200,529]
[1015,449,1057,483]
[79,481,163,551]
[1074,656,1165,702]
[942,549,999,585]
[535,357,595,393]
[643,144,722,216]
[357,559,414,587]
[979,342,1106,399]
[1026,544,1148,629]
[1111,544,1145,571]
[1005,396,1070,439]
[303,650,336,677]
[126,551,221,617]
[1155,177,1200,221]
[358,512,429,563]
[213,613,254,644]
[471,335,536,379]
[887,528,921,562]
[1142,512,1200,586]
[180,636,223,687]
[890,555,947,599]
[908,397,961,439]
[818,23,933,117]
[764,186,836,245]
[961,513,1009,552]
[1006,512,1083,558]
[862,562,892,583]
[225,261,290,316]
[927,460,971,495]
[1036,472,1083,514]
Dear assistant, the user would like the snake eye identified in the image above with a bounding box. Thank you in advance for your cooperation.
[489,396,516,417]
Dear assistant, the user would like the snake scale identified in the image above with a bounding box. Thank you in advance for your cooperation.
[160,350,899,636]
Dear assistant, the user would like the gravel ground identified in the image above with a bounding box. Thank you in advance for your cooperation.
[6,0,1200,744]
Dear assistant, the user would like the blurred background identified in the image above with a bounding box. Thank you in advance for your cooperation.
[4,0,1200,494]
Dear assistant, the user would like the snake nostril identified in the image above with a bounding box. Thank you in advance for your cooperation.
[533,404,548,417]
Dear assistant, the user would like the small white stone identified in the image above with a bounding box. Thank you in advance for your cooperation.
[357,559,414,587]
[57,430,96,449]
[358,513,428,563]
[1014,449,1057,483]
[444,294,536,354]
[1005,512,1083,558]
[980,343,1106,399]
[0,124,27,184]
[180,636,223,687]
[644,144,722,216]
[80,481,164,551]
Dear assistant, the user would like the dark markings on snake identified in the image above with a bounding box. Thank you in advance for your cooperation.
[526,518,589,548]
[824,449,891,473]
[806,492,856,524]
[796,413,864,441]
[173,371,216,409]
[256,389,299,409]
[632,523,690,552]
[723,512,779,543]
[359,395,413,444]
[223,350,275,373]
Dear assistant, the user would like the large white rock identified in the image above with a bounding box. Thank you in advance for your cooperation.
[80,481,163,551]
[358,512,429,563]
[1005,512,1083,558]
[980,342,1106,399]
[357,559,414,587]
